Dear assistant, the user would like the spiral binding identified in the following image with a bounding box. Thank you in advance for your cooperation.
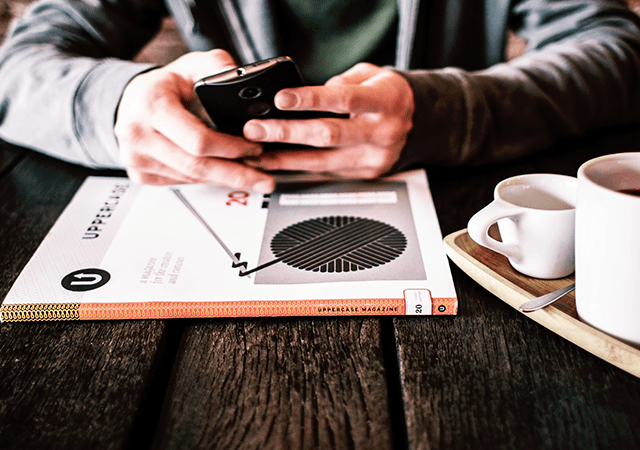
[0,303,81,322]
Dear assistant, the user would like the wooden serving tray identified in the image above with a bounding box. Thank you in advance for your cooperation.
[444,228,640,378]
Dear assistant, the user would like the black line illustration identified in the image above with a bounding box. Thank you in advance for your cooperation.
[172,181,425,283]
[171,188,248,275]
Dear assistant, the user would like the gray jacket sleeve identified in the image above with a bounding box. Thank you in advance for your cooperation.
[396,0,640,168]
[0,0,166,168]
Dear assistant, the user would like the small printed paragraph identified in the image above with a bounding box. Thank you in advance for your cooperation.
[140,252,184,285]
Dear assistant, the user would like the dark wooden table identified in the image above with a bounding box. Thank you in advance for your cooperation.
[1,125,640,450]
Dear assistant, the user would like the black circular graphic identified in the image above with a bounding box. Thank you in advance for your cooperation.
[271,216,407,273]
[62,268,111,292]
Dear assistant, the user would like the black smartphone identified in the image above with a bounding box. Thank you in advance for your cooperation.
[194,56,320,136]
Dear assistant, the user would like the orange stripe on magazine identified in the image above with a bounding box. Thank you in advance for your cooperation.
[78,298,407,320]
[432,297,458,315]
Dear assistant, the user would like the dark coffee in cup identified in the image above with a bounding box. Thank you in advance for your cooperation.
[618,188,640,197]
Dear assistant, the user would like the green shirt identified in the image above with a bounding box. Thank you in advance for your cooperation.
[277,0,398,84]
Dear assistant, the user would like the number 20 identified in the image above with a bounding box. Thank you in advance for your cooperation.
[226,191,249,206]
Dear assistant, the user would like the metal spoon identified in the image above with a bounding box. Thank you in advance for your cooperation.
[519,283,576,312]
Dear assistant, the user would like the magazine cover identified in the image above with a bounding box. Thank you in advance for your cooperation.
[1,169,458,321]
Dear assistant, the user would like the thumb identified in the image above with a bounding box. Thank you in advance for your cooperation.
[169,49,239,83]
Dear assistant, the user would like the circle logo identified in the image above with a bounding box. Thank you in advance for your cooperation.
[62,269,111,292]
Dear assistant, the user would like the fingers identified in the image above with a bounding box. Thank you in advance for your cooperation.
[148,92,263,160]
[246,66,413,148]
[244,114,407,149]
[129,158,276,192]
[167,49,238,84]
[127,168,192,186]
[115,49,276,192]
[274,69,411,117]
[324,62,382,86]
[274,84,381,115]
[123,130,276,191]
[117,73,263,161]
[241,65,415,178]
[116,54,413,188]
[245,145,399,178]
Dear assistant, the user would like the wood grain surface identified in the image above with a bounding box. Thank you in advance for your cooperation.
[152,318,394,450]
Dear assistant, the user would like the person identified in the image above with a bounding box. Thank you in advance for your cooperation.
[0,0,639,194]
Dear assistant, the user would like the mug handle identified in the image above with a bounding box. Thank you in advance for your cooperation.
[467,200,522,262]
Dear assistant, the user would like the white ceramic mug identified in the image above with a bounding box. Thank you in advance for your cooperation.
[575,153,640,347]
[468,174,578,279]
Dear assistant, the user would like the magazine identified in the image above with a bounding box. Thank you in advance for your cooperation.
[1,169,457,321]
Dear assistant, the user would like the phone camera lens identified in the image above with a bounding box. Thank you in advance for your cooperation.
[247,102,271,116]
[239,86,262,100]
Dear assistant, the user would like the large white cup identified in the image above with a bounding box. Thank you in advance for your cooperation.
[468,174,578,279]
[575,153,640,347]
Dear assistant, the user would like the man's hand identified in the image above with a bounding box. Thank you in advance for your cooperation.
[115,49,275,193]
[242,63,415,178]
